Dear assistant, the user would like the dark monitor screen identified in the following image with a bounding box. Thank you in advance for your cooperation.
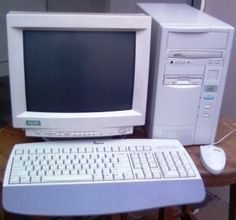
[23,30,135,113]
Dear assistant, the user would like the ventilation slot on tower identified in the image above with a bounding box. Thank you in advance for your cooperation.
[162,128,193,145]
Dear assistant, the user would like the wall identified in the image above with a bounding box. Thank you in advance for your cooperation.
[109,0,191,13]
[204,0,236,120]
[0,0,46,77]
[46,0,109,12]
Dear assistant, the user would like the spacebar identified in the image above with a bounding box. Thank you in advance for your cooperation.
[41,175,94,183]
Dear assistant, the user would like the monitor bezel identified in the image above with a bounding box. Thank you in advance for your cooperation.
[7,12,151,134]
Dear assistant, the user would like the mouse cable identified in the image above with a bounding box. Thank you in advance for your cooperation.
[213,128,236,145]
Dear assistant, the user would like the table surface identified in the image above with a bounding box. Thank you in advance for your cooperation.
[1,116,236,187]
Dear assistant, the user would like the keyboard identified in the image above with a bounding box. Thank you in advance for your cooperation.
[3,139,205,216]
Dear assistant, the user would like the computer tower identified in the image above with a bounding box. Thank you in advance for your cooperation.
[138,3,234,145]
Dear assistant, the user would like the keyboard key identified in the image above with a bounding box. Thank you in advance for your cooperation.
[42,174,93,183]
[15,149,24,155]
[9,176,20,184]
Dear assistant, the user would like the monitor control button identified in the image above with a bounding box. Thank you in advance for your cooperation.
[118,128,127,134]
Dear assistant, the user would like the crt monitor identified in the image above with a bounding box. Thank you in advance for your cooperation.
[7,12,151,138]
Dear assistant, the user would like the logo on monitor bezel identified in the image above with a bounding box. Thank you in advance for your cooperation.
[26,120,41,126]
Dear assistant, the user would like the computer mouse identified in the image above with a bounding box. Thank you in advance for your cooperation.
[200,145,226,175]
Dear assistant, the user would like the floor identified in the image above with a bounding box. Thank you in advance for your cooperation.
[0,76,230,220]
[194,186,229,220]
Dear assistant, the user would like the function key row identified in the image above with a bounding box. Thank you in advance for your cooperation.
[15,145,151,155]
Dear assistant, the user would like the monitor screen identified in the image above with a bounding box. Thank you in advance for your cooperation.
[23,30,135,113]
[7,12,151,137]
